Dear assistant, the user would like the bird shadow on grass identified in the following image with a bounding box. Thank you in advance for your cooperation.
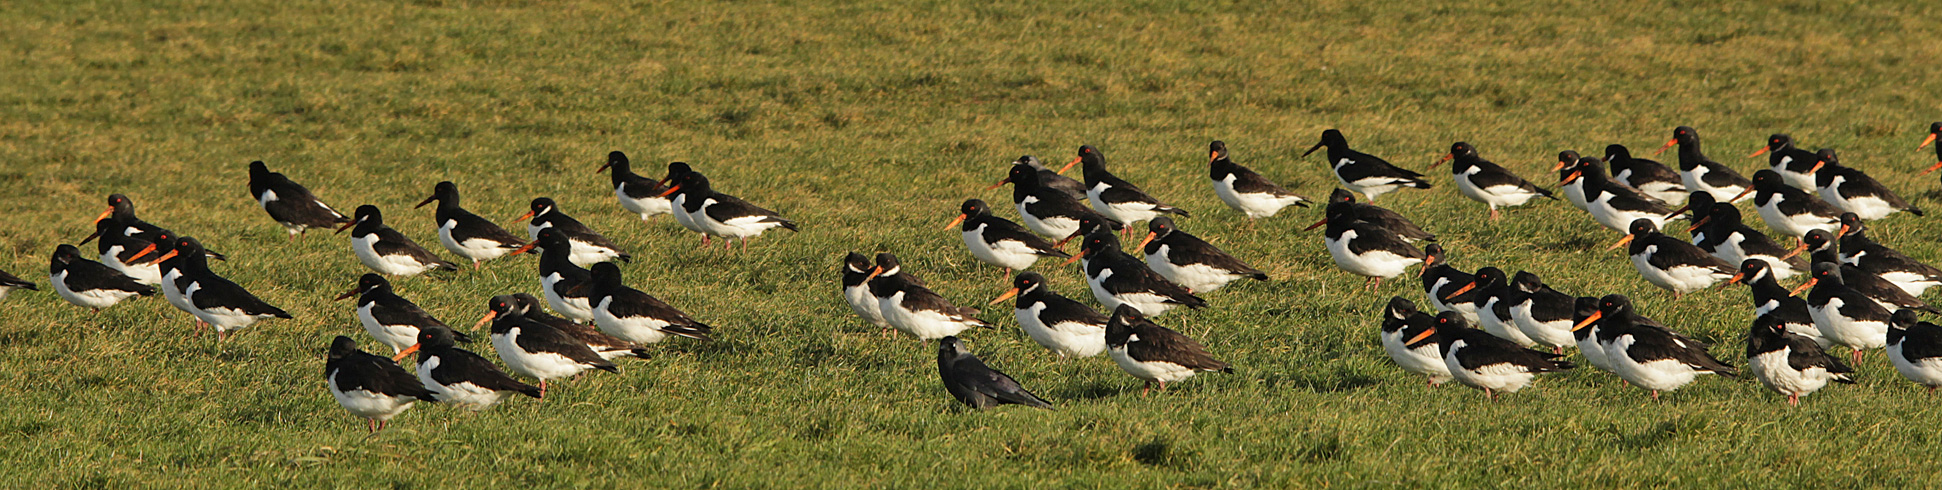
[1048,379,1127,401]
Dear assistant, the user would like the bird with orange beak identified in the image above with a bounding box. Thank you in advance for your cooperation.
[1921,122,1942,175]
[1611,218,1735,297]
[949,198,1068,279]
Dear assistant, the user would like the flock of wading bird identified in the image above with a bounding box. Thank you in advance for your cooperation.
[6,124,1942,431]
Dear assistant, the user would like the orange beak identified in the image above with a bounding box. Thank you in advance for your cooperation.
[657,185,681,197]
[1405,327,1437,345]
[334,287,360,301]
[1789,277,1819,297]
[125,243,156,264]
[1725,186,1755,204]
[1562,170,1582,184]
[146,249,178,265]
[989,287,1020,305]
[984,177,1011,190]
[1721,272,1745,287]
[1423,254,1437,267]
[1209,151,1219,162]
[1748,146,1769,158]
[596,162,612,174]
[1808,160,1826,174]
[390,343,421,363]
[507,241,539,257]
[1663,204,1692,220]
[1922,161,1942,176]
[862,266,883,283]
[1442,281,1477,300]
[1653,138,1677,156]
[1054,232,1079,249]
[1061,249,1088,266]
[1835,223,1851,237]
[1686,216,1710,233]
[510,210,536,224]
[1136,232,1157,250]
[92,208,114,225]
[335,220,356,234]
[1606,234,1635,251]
[1551,160,1567,172]
[1922,133,1937,149]
[1571,311,1603,332]
[1302,218,1328,232]
[1058,156,1080,175]
[946,214,966,230]
[1779,242,1808,261]
[471,310,499,331]
[1429,153,1451,169]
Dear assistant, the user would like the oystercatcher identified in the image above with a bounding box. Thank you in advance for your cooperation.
[1612,219,1736,296]
[1067,229,1206,316]
[91,194,225,260]
[1665,191,1717,230]
[1378,297,1452,387]
[49,244,153,312]
[481,294,618,396]
[1747,314,1854,405]
[1434,142,1552,220]
[1794,230,1938,313]
[337,273,467,354]
[1749,134,1822,190]
[1068,145,1188,231]
[394,326,541,411]
[993,163,1121,238]
[1605,144,1688,205]
[170,237,291,340]
[1208,141,1309,219]
[415,181,526,270]
[1731,170,1841,240]
[659,172,798,251]
[147,235,208,330]
[1888,310,1942,393]
[1836,213,1942,296]
[1507,271,1577,355]
[1812,149,1922,220]
[0,268,36,300]
[1306,188,1435,242]
[1922,122,1942,175]
[588,262,713,344]
[1554,150,1594,211]
[1420,244,1479,323]
[1689,202,1806,280]
[1802,262,1894,364]
[995,155,1087,201]
[658,161,710,242]
[1428,311,1574,401]
[866,253,992,340]
[937,336,1053,410]
[1564,157,1678,233]
[1569,296,1618,375]
[1138,217,1265,293]
[1319,201,1426,291]
[325,336,435,433]
[1724,259,1828,345]
[596,151,673,221]
[505,293,652,360]
[340,205,457,277]
[989,271,1108,359]
[1587,295,1737,400]
[507,228,596,322]
[841,252,890,330]
[1443,267,1534,347]
[1301,129,1431,202]
[1657,126,1752,203]
[85,219,161,285]
[949,198,1069,277]
[514,198,631,265]
[1105,305,1230,395]
[248,161,352,240]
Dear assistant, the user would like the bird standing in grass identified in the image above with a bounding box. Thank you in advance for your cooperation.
[1105,305,1230,396]
[326,336,435,433]
[248,161,352,240]
[514,198,630,266]
[1306,188,1436,243]
[588,263,714,345]
[1420,244,1479,323]
[948,198,1068,278]
[867,253,992,341]
[1812,149,1921,220]
[1802,263,1894,365]
[937,336,1053,410]
[1605,144,1688,205]
[1563,157,1678,233]
[1378,297,1451,387]
[1432,141,1552,220]
[990,271,1107,359]
[1887,310,1942,393]
[1612,219,1736,297]
[1207,140,1309,219]
[1069,145,1189,234]
[1506,271,1578,356]
[1734,170,1842,241]
[596,151,673,222]
[1301,129,1430,202]
[841,252,891,330]
[1429,311,1574,401]
[1137,217,1265,293]
[393,326,541,412]
[658,172,798,251]
[169,237,291,341]
[340,205,458,277]
[80,219,161,285]
[992,162,1121,239]
[995,155,1087,202]
[1750,134,1822,190]
[1316,198,1425,291]
[1747,314,1853,406]
[1582,295,1734,401]
[508,228,597,322]
[1688,202,1806,281]
[478,294,618,398]
[337,273,466,355]
[1657,126,1752,204]
[508,292,653,360]
[1834,213,1942,296]
[415,181,525,270]
[48,244,153,313]
[1067,228,1206,316]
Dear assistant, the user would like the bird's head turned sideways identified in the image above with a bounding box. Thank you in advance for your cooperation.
[328,336,359,360]
[842,252,872,274]
[1384,296,1417,319]
[937,336,969,359]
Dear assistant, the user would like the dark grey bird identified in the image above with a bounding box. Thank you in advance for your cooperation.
[936,336,1053,410]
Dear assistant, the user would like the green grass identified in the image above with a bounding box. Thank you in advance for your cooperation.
[5,0,1942,487]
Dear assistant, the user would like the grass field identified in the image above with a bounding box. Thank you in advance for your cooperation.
[6,0,1942,487]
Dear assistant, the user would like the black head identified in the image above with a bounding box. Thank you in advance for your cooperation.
[1422,243,1447,267]
[1146,216,1178,238]
[1604,144,1633,162]
[1688,192,1718,215]
[1511,271,1544,292]
[1627,218,1659,237]
[532,227,570,249]
[1752,314,1786,337]
[1573,296,1600,320]
[937,336,971,360]
[248,160,272,177]
[1700,203,1740,227]
[662,161,694,183]
[1327,188,1355,204]
[509,293,546,313]
[1815,148,1840,168]
[1557,150,1581,165]
[601,151,630,173]
[1104,304,1147,346]
[1811,262,1843,286]
[1078,228,1120,256]
[873,253,901,276]
[1671,126,1699,145]
[106,193,134,212]
[1013,155,1042,169]
[1930,122,1942,135]
[417,325,461,349]
[1433,311,1469,330]
[671,171,713,194]
[590,262,624,288]
[52,244,82,265]
[1474,267,1507,287]
[1449,141,1478,159]
[1837,212,1863,235]
[1737,258,1772,284]
[486,294,523,317]
[418,181,460,208]
[843,252,872,274]
[1072,215,1117,238]
[1801,228,1833,252]
[1384,296,1419,320]
[959,199,991,218]
[1074,145,1105,170]
[1304,129,1346,157]
[1892,309,1921,330]
[355,273,391,294]
[173,236,207,259]
[1764,134,1793,151]
[1596,294,1633,316]
[328,335,360,360]
[1005,162,1040,187]
[1011,271,1047,295]
[528,198,558,216]
[1209,141,1229,161]
[1748,169,1784,188]
[352,204,383,225]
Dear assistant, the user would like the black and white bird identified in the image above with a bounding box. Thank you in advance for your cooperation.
[1836,213,1942,296]
[146,235,206,330]
[1305,188,1436,242]
[91,194,225,260]
[992,155,1087,201]
[394,326,541,411]
[1420,244,1479,323]
[248,161,352,240]
[1812,149,1921,220]
[1569,296,1618,375]
[1318,199,1426,291]
[1506,271,1578,355]
[514,197,631,265]
[336,273,467,354]
[1657,126,1752,203]
[1585,295,1737,400]
[990,271,1108,359]
[1105,305,1230,395]
[415,181,525,270]
[340,205,458,277]
[1207,141,1309,218]
[937,336,1053,410]
[658,172,798,250]
[658,162,710,241]
[1563,157,1678,233]
[505,293,651,361]
[1750,133,1822,190]
[1068,229,1206,316]
[1554,150,1595,211]
[480,294,619,396]
[1070,145,1189,231]
[841,252,890,330]
[865,253,991,340]
[1301,129,1431,202]
[1612,219,1736,296]
[1689,202,1806,280]
[1923,122,1942,175]
[1433,141,1552,220]
[507,228,596,323]
[49,244,153,312]
[0,268,37,300]
[1802,262,1895,364]
[1888,310,1942,393]
[325,336,435,433]
[992,162,1121,238]
[588,262,713,345]
[596,151,674,221]
[1428,311,1574,401]
[1605,144,1688,205]
[1138,217,1265,293]
[1723,259,1828,345]
[1442,267,1534,347]
[948,198,1069,277]
[84,219,161,285]
[1730,169,1841,240]
[1378,297,1452,387]
[1747,314,1854,406]
[1794,230,1938,314]
[170,237,292,340]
